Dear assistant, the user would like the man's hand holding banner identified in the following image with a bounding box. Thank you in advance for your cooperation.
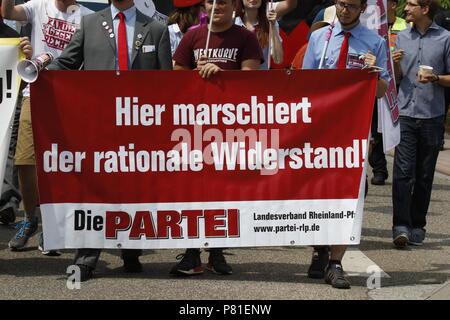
[31,70,377,251]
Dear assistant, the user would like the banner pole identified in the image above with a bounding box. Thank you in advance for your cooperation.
[268,0,274,69]
[205,0,217,52]
[318,12,336,69]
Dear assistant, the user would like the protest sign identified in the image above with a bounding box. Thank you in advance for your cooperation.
[0,38,23,190]
[31,70,377,250]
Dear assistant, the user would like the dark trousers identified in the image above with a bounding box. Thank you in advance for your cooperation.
[392,116,443,229]
[74,249,142,269]
[369,104,388,179]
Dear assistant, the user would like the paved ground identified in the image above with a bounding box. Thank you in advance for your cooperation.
[0,139,449,300]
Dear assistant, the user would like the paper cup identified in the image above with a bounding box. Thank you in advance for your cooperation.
[419,65,433,76]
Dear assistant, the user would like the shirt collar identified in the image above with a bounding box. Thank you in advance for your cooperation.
[333,21,363,39]
[409,21,440,34]
[429,21,440,30]
[111,4,136,21]
[235,16,259,28]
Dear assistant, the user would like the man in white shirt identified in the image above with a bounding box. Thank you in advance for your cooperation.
[1,0,93,254]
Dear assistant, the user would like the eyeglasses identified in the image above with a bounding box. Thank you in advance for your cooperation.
[335,1,362,11]
[405,2,422,7]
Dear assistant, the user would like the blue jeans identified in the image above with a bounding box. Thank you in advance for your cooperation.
[392,116,444,230]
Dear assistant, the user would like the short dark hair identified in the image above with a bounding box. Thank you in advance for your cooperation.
[417,0,441,19]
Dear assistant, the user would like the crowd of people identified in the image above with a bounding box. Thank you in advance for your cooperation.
[0,0,449,290]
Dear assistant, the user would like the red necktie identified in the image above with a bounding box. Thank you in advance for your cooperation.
[117,12,129,70]
[337,32,351,69]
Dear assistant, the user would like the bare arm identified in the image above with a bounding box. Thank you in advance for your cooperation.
[1,0,28,21]
[173,62,191,70]
[376,78,388,98]
[268,9,283,65]
[435,74,450,87]
[241,59,260,71]
[273,0,298,19]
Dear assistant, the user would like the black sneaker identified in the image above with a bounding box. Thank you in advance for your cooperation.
[371,174,387,185]
[77,264,94,282]
[206,249,232,275]
[325,263,351,289]
[307,247,330,279]
[170,249,203,276]
[8,219,38,250]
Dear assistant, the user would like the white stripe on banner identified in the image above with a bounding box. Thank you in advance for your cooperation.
[41,199,363,250]
[0,38,22,189]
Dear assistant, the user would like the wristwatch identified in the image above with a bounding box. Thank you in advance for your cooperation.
[432,74,440,83]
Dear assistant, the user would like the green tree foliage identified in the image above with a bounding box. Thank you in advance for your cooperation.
[396,0,450,17]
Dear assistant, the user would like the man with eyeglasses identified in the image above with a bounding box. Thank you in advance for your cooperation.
[302,0,389,289]
[391,0,450,248]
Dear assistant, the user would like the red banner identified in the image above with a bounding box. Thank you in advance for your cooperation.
[31,70,377,249]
